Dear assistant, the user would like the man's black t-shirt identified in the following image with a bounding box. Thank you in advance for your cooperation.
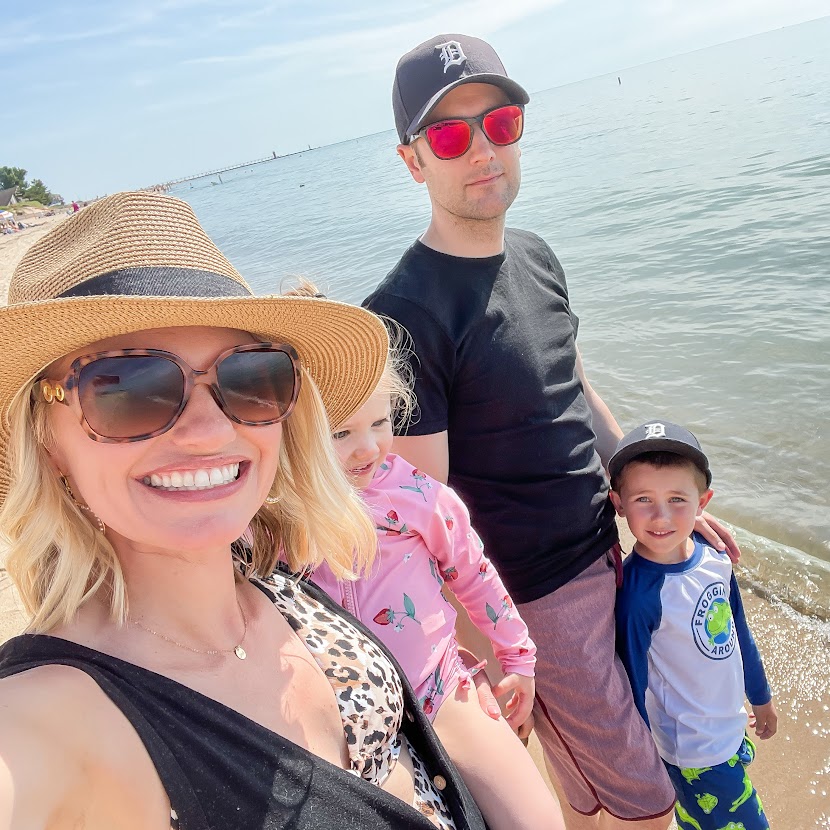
[363,228,617,603]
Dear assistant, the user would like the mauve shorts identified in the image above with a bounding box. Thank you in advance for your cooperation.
[518,548,676,820]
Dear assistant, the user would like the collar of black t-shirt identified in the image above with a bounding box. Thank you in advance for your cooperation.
[413,238,507,269]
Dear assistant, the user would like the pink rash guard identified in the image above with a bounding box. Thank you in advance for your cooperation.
[311,454,536,719]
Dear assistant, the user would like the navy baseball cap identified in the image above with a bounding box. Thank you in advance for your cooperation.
[392,34,530,144]
[608,421,712,487]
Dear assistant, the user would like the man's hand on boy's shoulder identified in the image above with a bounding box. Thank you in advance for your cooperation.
[695,512,741,563]
[749,700,778,740]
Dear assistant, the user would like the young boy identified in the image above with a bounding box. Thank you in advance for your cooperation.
[610,421,777,830]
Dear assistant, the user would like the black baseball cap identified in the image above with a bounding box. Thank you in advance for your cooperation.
[608,421,712,487]
[392,34,530,144]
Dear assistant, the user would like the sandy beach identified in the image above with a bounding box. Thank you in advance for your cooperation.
[1,227,828,828]
[0,211,71,300]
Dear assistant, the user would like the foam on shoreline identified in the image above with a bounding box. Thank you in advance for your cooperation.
[734,522,830,621]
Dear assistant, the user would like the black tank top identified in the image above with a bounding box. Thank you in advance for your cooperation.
[0,575,486,830]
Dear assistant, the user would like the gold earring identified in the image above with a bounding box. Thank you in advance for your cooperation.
[60,475,106,534]
[265,495,281,505]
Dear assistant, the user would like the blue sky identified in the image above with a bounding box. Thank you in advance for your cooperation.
[7,0,829,199]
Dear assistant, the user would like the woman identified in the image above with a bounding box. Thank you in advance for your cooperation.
[0,192,486,830]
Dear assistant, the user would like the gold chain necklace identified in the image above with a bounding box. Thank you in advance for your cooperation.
[131,599,248,660]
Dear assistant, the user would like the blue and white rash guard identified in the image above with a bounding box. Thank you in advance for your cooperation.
[615,533,771,768]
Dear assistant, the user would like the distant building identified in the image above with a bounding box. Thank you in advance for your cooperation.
[0,188,18,207]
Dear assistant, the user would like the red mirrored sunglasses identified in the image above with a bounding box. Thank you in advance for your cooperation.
[411,104,524,160]
[37,343,301,443]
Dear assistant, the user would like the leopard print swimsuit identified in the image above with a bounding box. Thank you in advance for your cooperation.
[256,572,456,828]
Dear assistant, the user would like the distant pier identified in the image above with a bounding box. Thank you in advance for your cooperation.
[163,148,312,188]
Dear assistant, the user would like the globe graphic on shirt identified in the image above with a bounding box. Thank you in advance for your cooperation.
[704,597,732,646]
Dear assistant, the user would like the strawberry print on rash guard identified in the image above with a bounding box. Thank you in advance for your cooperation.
[311,454,536,720]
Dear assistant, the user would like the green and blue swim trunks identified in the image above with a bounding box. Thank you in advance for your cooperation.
[665,737,769,830]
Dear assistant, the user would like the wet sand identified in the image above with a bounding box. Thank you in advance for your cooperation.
[1,228,828,828]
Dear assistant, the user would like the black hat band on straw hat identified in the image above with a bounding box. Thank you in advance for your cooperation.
[58,267,253,299]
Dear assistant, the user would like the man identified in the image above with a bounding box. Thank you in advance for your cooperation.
[364,34,739,829]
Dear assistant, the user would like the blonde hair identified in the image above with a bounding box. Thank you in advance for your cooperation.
[283,278,416,432]
[375,337,416,434]
[0,367,376,633]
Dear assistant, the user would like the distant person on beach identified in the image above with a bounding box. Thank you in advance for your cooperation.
[310,335,565,830]
[0,191,490,830]
[364,33,740,829]
[611,422,776,830]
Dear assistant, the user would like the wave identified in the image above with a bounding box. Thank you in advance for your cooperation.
[731,520,830,621]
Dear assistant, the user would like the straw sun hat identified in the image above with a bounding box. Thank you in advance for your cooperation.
[0,190,388,501]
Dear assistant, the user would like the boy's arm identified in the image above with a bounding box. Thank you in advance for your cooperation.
[729,573,771,706]
[728,572,777,737]
[615,567,663,726]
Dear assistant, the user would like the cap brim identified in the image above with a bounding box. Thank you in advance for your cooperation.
[0,294,388,501]
[608,439,712,487]
[404,74,530,142]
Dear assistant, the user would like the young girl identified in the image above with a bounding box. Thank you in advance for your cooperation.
[311,350,565,830]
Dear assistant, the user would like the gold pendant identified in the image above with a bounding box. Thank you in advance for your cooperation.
[234,645,247,660]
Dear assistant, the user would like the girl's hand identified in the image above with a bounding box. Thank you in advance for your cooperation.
[751,700,778,739]
[491,673,535,733]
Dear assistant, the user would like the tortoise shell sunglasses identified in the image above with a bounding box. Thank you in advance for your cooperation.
[36,343,301,443]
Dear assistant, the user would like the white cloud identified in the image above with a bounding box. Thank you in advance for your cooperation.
[183,0,566,68]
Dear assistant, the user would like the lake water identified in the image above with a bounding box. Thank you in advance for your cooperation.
[172,16,830,618]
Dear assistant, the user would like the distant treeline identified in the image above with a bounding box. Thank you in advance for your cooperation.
[0,166,61,205]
